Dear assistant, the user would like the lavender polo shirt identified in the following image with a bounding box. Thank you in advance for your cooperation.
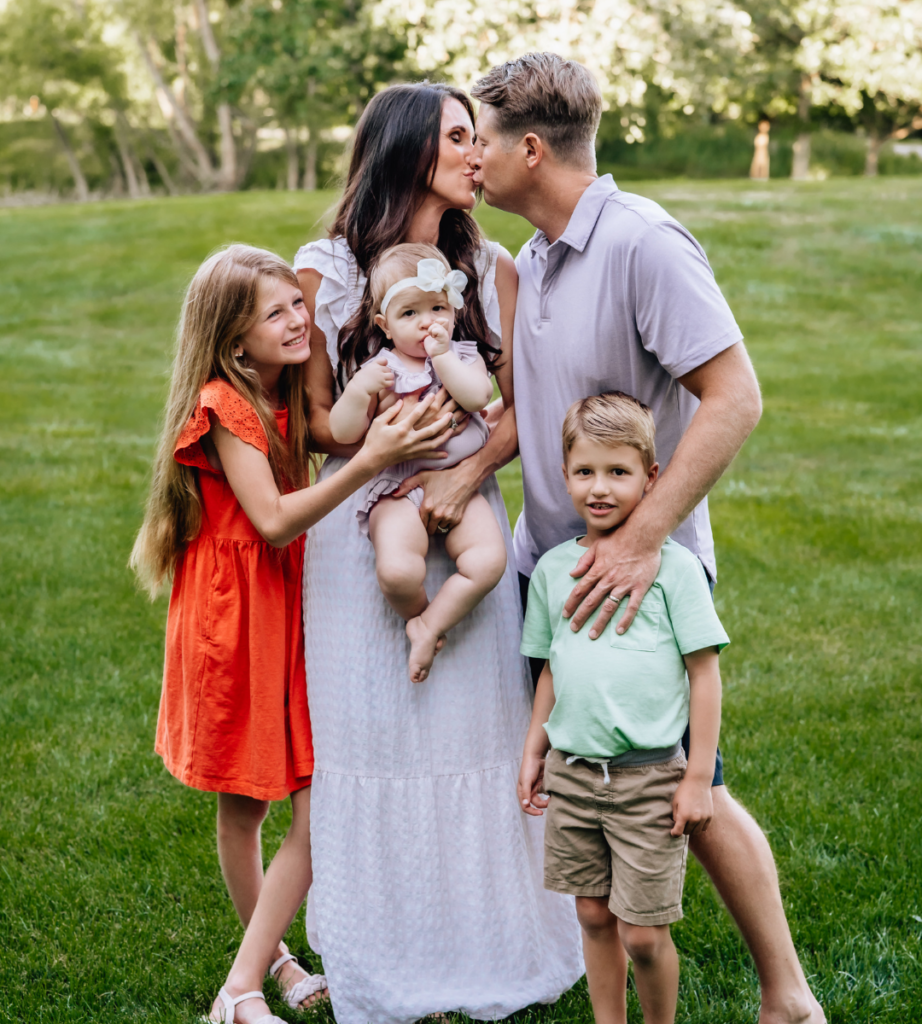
[512,175,743,580]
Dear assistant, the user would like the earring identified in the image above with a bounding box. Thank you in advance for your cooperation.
[234,349,244,360]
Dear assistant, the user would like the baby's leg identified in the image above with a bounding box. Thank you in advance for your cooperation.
[368,495,430,620]
[406,493,506,683]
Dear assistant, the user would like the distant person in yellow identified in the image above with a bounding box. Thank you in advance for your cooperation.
[751,119,771,179]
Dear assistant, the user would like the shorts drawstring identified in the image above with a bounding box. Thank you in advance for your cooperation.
[566,754,611,784]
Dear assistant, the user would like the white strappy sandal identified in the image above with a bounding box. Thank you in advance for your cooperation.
[268,952,329,1010]
[203,986,286,1024]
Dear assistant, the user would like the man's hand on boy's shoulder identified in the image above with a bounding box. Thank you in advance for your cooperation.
[517,753,550,817]
[563,523,662,640]
[670,775,714,837]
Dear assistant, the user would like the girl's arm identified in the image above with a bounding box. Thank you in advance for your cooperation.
[211,398,452,548]
[329,358,394,444]
[517,661,556,816]
[671,647,722,837]
[429,349,493,411]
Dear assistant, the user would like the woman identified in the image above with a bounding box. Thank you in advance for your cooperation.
[295,83,583,1023]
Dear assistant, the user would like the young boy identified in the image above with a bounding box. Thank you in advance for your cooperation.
[519,391,730,1024]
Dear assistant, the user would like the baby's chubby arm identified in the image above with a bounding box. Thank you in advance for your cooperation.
[671,646,722,837]
[329,357,395,444]
[425,323,493,412]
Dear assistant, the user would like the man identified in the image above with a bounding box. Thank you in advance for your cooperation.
[466,53,824,1024]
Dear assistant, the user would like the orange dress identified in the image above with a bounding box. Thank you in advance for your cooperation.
[155,379,314,801]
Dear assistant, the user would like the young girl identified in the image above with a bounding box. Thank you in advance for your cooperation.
[130,244,451,1024]
[329,243,507,684]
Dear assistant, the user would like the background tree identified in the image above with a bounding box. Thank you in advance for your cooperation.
[0,0,128,199]
[224,0,405,191]
[810,0,922,175]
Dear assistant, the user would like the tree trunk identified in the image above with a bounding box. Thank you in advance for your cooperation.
[51,115,89,201]
[109,151,126,196]
[216,103,237,190]
[791,75,812,180]
[285,128,299,190]
[302,134,318,191]
[864,132,882,176]
[302,79,318,190]
[162,117,202,183]
[791,133,811,180]
[147,145,178,195]
[193,0,237,191]
[114,119,142,199]
[136,33,214,187]
[136,152,152,196]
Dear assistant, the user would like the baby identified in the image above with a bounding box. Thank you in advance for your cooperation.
[330,243,507,683]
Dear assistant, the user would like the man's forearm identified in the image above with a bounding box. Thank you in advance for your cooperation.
[464,404,519,489]
[626,370,760,550]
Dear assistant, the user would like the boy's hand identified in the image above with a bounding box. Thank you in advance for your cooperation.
[352,357,394,397]
[517,753,549,816]
[423,321,451,358]
[670,776,713,836]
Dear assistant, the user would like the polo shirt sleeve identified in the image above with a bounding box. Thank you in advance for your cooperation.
[520,562,553,659]
[628,219,743,380]
[663,556,731,656]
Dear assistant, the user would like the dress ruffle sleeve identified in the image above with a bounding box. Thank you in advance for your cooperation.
[293,236,364,373]
[451,338,481,365]
[174,379,269,469]
[474,241,504,349]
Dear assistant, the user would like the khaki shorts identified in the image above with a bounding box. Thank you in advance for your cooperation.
[543,748,689,926]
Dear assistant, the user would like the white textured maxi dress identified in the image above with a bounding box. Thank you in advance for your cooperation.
[295,235,583,1024]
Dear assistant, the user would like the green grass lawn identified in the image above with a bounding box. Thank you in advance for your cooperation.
[1,179,920,1023]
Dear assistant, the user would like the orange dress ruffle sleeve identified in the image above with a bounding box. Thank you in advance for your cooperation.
[155,379,313,801]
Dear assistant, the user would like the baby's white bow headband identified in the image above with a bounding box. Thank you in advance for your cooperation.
[380,258,468,316]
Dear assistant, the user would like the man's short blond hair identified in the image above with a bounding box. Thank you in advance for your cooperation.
[562,392,656,471]
[471,53,602,168]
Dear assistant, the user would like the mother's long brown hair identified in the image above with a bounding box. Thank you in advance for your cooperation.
[330,82,501,388]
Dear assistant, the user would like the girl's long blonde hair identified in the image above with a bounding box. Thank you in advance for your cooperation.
[130,244,311,598]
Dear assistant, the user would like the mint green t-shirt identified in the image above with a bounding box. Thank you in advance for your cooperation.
[521,537,730,759]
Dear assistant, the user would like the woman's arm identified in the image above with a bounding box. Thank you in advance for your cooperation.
[298,268,362,458]
[517,660,555,816]
[394,249,520,534]
[671,646,722,837]
[211,398,453,548]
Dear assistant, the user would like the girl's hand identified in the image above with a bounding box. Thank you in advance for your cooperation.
[352,357,394,397]
[423,321,451,358]
[413,386,469,434]
[361,396,454,471]
[517,753,549,817]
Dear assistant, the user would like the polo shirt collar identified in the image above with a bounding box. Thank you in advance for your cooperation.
[529,174,618,257]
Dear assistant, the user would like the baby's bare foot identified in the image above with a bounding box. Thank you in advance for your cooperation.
[407,617,441,683]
